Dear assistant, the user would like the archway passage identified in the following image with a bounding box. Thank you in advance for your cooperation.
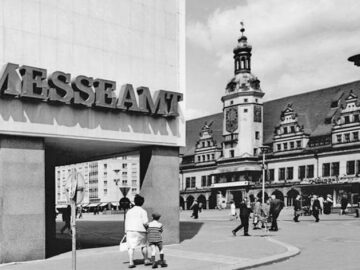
[287,189,300,206]
[208,193,217,209]
[186,195,195,210]
[180,196,185,210]
[256,191,269,202]
[197,195,207,209]
[272,190,284,201]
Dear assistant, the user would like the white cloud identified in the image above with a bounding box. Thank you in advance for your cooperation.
[187,0,360,104]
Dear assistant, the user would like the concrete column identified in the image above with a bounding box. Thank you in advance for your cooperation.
[44,147,57,258]
[140,146,180,245]
[333,189,337,207]
[0,136,45,263]
[206,200,209,209]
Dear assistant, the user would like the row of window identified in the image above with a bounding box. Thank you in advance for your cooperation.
[185,175,213,189]
[197,153,216,162]
[269,165,314,181]
[276,140,302,151]
[335,131,359,143]
[340,114,360,124]
[198,140,214,148]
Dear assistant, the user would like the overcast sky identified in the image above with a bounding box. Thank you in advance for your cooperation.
[185,0,360,120]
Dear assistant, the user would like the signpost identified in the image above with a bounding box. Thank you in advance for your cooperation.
[260,146,270,204]
[65,168,85,270]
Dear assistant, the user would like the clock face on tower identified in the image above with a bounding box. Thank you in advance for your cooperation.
[225,107,238,133]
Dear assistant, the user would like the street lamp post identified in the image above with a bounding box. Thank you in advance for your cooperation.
[260,146,270,204]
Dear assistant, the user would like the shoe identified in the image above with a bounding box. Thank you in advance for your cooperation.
[244,233,250,236]
[152,262,158,268]
[144,259,152,266]
[160,261,168,268]
[128,264,136,268]
[315,219,319,222]
[232,230,236,236]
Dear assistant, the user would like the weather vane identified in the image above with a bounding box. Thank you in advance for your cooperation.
[240,21,245,36]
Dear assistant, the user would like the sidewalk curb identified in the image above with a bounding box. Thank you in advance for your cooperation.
[230,237,300,270]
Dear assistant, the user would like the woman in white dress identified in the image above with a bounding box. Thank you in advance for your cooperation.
[125,194,151,268]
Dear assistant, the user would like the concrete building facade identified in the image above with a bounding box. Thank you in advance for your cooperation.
[0,0,185,263]
[55,155,140,208]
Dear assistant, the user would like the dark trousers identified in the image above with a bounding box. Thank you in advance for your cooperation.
[233,216,249,234]
[313,210,319,221]
[60,220,71,233]
[271,213,279,230]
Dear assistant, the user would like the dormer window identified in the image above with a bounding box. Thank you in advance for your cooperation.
[283,127,288,134]
[291,126,295,133]
[296,140,301,148]
[277,144,281,151]
[202,141,205,147]
[344,115,350,124]
[283,143,288,150]
[244,98,248,103]
[290,142,294,149]
[336,134,342,143]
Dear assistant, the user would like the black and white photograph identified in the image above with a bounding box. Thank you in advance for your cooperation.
[0,0,359,269]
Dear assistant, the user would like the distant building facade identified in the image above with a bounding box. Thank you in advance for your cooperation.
[56,155,139,209]
[180,26,360,210]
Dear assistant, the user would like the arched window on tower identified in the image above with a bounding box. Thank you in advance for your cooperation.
[240,58,245,69]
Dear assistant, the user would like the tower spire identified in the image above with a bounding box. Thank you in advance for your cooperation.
[233,21,252,74]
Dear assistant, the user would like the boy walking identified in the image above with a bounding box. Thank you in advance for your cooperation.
[146,213,168,268]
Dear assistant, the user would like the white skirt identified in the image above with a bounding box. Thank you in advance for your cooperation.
[126,231,147,249]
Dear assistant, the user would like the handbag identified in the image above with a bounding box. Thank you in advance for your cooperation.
[119,235,128,252]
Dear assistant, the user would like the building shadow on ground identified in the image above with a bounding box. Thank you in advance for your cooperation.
[48,220,203,257]
[179,221,203,242]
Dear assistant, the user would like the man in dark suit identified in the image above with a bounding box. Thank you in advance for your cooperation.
[269,195,284,231]
[232,199,252,236]
[312,195,321,222]
[293,195,301,222]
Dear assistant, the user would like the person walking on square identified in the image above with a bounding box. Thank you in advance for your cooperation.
[145,213,168,268]
[318,195,324,215]
[269,195,284,231]
[125,194,151,268]
[293,195,301,222]
[229,201,238,220]
[312,195,321,222]
[190,200,199,219]
[232,199,251,236]
[324,194,333,215]
[253,199,262,229]
[340,195,349,215]
[60,205,72,235]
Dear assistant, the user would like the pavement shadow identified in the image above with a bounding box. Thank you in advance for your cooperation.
[48,220,124,257]
[179,221,203,242]
[48,220,204,257]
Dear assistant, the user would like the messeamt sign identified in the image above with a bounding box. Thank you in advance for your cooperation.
[0,63,183,118]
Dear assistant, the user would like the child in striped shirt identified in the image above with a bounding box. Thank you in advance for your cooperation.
[146,212,167,268]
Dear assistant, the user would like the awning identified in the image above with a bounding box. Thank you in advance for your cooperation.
[88,203,100,207]
[56,205,68,209]
[82,203,90,207]
[111,202,119,206]
[100,202,109,207]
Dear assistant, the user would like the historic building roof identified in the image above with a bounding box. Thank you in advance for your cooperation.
[182,80,360,157]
